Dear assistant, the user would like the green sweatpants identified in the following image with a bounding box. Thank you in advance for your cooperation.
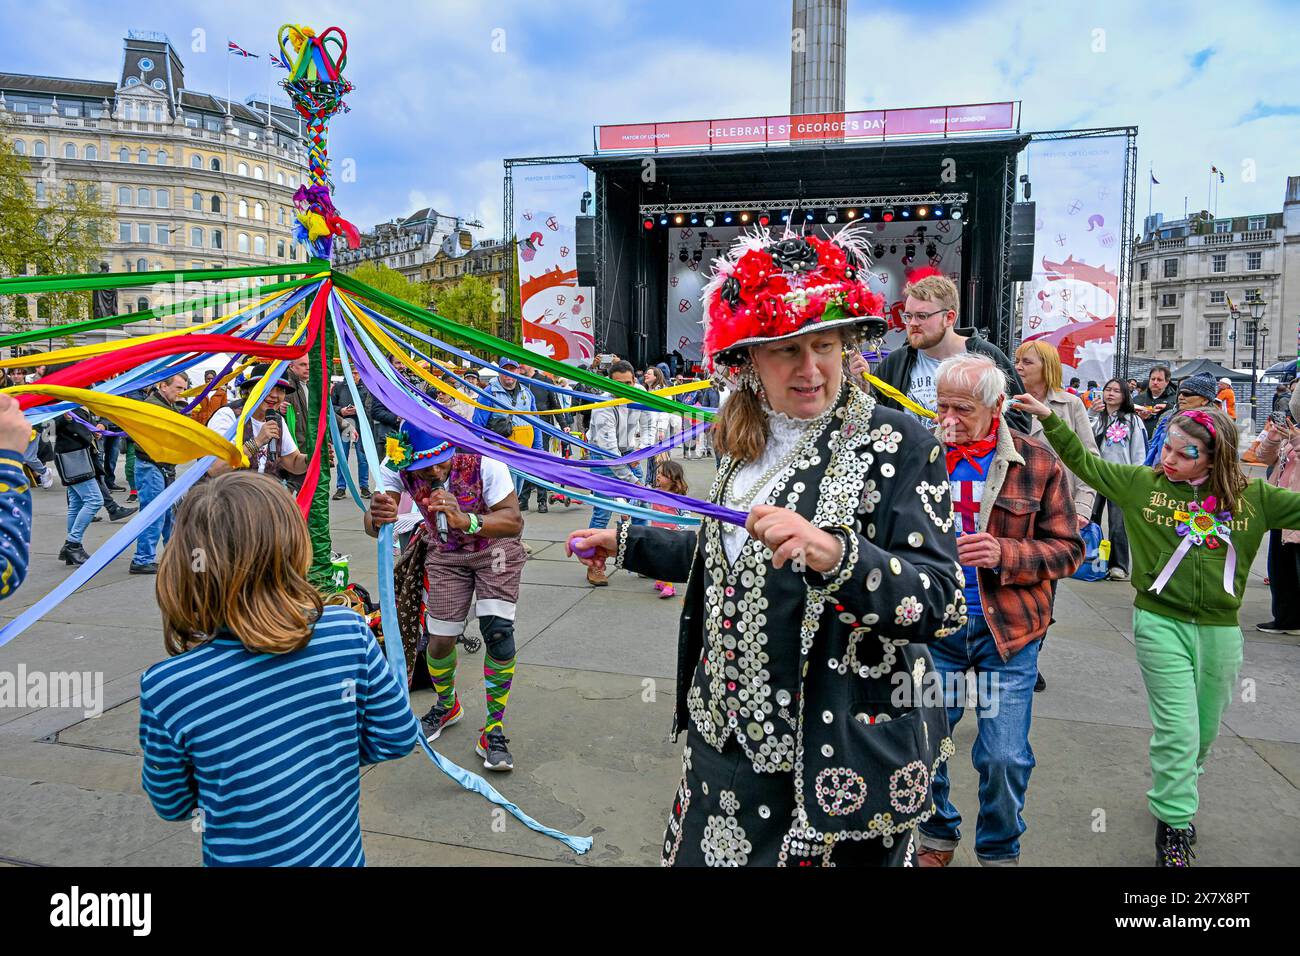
[125,440,137,491]
[1132,607,1243,828]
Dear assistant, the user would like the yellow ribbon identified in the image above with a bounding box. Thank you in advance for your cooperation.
[862,371,937,420]
[337,291,710,414]
[4,385,243,467]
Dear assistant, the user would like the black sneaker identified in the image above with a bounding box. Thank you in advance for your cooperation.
[1155,819,1196,867]
[108,506,137,522]
[126,491,138,503]
[359,485,372,499]
[1034,672,1046,693]
[419,698,463,741]
[476,728,514,771]
[332,488,346,500]
[536,502,548,514]
[129,562,158,574]
[1256,621,1300,635]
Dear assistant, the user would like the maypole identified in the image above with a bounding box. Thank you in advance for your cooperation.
[277,24,359,587]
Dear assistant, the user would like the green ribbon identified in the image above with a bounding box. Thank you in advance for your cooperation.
[0,260,329,296]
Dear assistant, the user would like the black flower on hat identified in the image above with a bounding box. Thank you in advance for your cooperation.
[720,276,742,309]
[769,237,819,273]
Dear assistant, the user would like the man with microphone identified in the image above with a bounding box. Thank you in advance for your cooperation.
[364,420,526,772]
[205,363,309,478]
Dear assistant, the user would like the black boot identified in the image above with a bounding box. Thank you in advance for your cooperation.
[1155,819,1195,867]
[58,540,88,566]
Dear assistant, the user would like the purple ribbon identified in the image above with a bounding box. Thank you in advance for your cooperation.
[337,315,747,527]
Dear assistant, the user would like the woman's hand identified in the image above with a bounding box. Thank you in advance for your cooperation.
[566,527,618,569]
[1009,392,1052,420]
[746,504,843,573]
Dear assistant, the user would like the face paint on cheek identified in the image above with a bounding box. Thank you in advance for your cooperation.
[1183,445,1200,460]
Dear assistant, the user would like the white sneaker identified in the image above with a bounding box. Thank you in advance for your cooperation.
[38,469,54,489]
[1107,567,1129,581]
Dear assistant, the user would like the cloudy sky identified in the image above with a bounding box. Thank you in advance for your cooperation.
[2,0,1296,237]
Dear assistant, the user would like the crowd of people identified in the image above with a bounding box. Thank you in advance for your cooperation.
[5,241,1300,870]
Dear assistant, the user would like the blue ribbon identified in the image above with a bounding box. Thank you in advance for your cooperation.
[330,300,592,855]
[508,470,699,527]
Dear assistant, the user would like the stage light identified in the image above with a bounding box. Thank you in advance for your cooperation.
[673,214,685,225]
[874,244,885,259]
[690,215,699,225]
[740,211,751,223]
[932,207,943,218]
[905,243,916,257]
[659,215,668,226]
[845,208,857,219]
[862,210,871,220]
[643,217,654,230]
[901,208,911,218]
[780,213,789,223]
[704,212,716,227]
[882,207,895,222]
[679,248,688,263]
[918,206,928,217]
[724,213,733,224]
[693,248,703,263]
[952,205,963,221]
[805,211,814,222]
[926,242,938,258]
[890,244,897,254]
[826,210,838,223]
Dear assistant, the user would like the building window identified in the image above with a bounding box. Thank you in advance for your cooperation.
[277,240,286,258]
[1244,321,1258,348]
[1214,220,1232,233]
[191,191,202,211]
[32,141,45,158]
[1208,322,1223,348]
[1137,294,1145,310]
[1248,216,1266,231]
[138,148,148,164]
[1136,327,1146,352]
[237,233,249,253]
[212,230,222,249]
[1160,323,1175,350]
[237,162,248,177]
[156,189,169,208]
[137,187,151,206]
[63,143,76,159]
[1162,258,1178,278]
[1138,261,1148,281]
[118,186,131,205]
[238,199,248,218]
[157,149,167,165]
[12,140,24,155]
[254,202,263,221]
[1212,253,1226,273]
[137,223,151,243]
[118,147,128,163]
[1210,290,1225,305]
[191,227,203,247]
[137,296,149,313]
[158,226,169,245]
[253,166,264,180]
[210,158,221,172]
[136,258,147,272]
[276,171,284,185]
[34,181,45,201]
[1247,251,1262,270]
[119,222,131,242]
[210,195,220,213]
[191,154,202,169]
[1160,293,1177,308]
[278,207,286,225]
[254,235,266,255]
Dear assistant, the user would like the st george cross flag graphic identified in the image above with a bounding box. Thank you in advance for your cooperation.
[227,41,258,58]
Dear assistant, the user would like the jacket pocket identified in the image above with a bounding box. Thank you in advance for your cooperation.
[991,497,1040,539]
[1138,548,1173,595]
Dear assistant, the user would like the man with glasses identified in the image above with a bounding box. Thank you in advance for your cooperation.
[866,273,1030,432]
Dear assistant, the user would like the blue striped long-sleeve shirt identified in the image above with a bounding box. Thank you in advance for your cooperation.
[0,450,32,599]
[138,605,420,867]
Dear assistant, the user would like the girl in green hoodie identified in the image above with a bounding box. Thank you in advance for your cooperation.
[1012,396,1300,867]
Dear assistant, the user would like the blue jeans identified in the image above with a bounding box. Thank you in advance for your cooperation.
[132,461,173,566]
[920,613,1040,863]
[102,434,123,487]
[65,479,103,544]
[589,463,648,530]
[336,439,370,489]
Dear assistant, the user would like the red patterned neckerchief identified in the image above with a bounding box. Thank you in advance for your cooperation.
[945,416,1000,476]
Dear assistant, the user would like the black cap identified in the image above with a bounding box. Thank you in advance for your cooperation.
[241,363,293,392]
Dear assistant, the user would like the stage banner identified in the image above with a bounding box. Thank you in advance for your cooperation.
[1021,135,1127,384]
[666,219,963,369]
[514,163,595,365]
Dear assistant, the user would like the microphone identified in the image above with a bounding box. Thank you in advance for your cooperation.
[429,474,450,543]
[263,409,281,465]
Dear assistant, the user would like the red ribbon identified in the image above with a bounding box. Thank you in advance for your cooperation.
[293,282,332,516]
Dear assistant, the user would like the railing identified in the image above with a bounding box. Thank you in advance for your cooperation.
[1157,238,1185,249]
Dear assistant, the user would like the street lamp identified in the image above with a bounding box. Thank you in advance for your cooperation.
[1247,291,1268,421]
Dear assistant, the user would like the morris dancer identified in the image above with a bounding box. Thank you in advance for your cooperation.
[365,421,526,772]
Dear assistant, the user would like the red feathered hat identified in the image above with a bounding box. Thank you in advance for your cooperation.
[700,222,885,371]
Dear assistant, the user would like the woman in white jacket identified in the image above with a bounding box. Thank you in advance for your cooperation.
[1088,377,1148,581]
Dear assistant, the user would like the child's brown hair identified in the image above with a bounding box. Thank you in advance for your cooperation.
[156,472,323,656]
[656,459,689,495]
[1154,407,1248,514]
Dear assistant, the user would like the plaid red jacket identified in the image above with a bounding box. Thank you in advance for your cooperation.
[963,421,1084,660]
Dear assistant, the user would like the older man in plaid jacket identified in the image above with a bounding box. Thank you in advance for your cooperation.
[918,352,1083,867]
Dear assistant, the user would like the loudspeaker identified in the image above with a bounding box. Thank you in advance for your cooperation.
[1008,201,1035,281]
[575,216,597,286]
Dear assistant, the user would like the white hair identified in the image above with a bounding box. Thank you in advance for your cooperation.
[935,352,1007,408]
